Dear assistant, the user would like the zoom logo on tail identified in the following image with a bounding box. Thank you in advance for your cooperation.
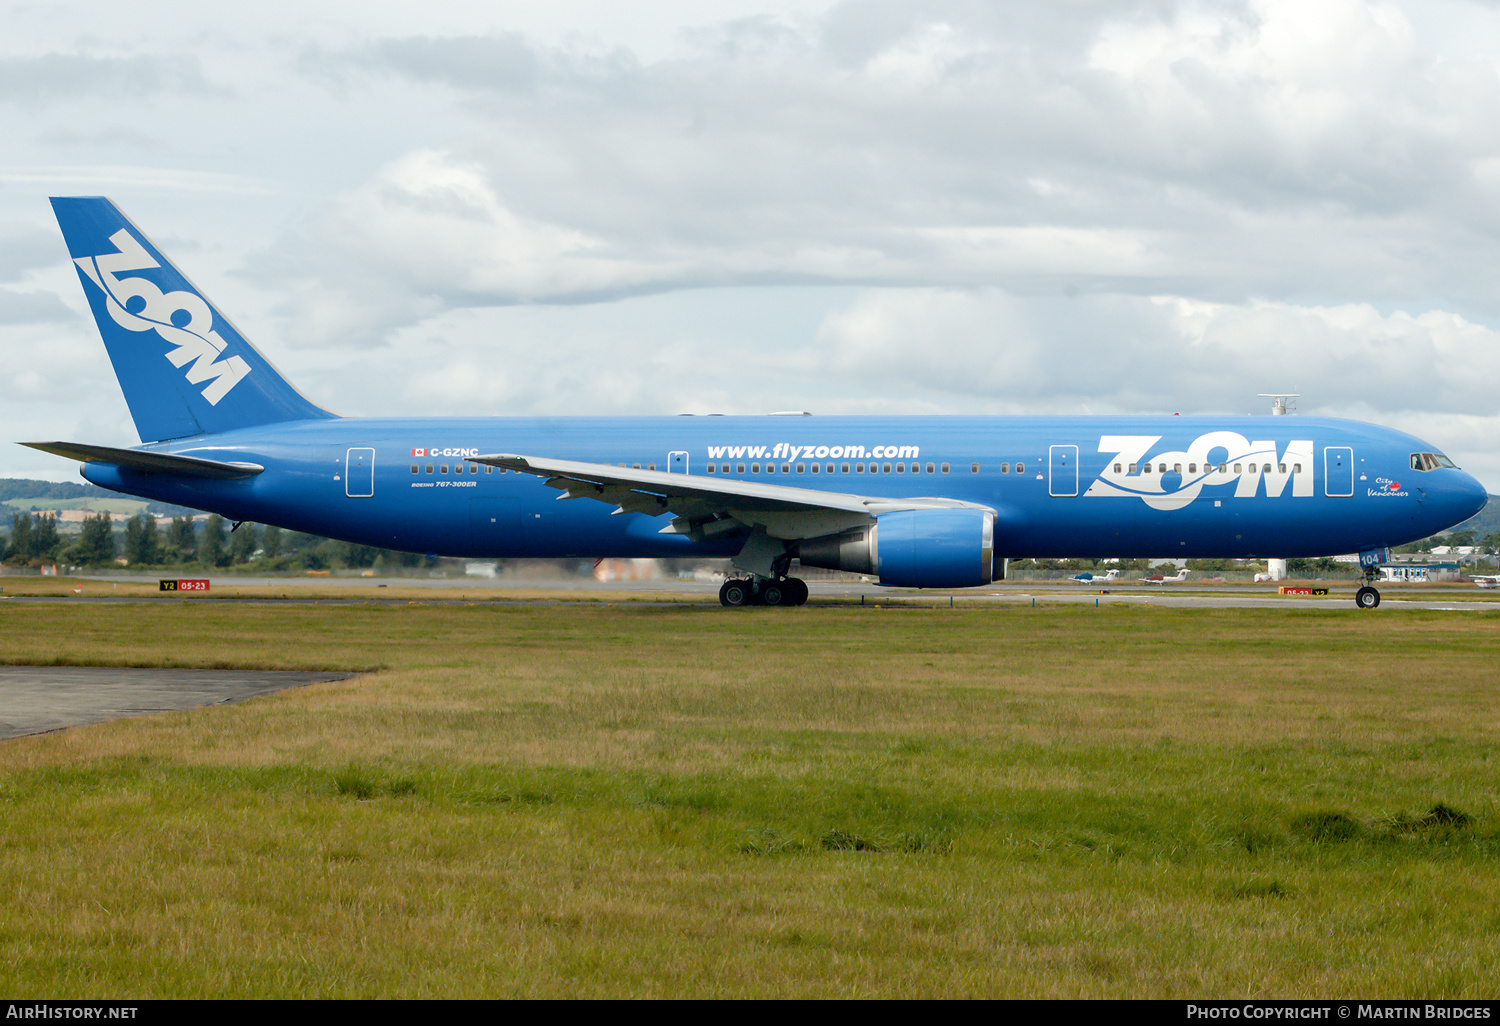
[50,197,334,442]
[74,228,250,405]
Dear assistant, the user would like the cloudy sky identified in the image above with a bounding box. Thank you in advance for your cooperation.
[5,0,1500,488]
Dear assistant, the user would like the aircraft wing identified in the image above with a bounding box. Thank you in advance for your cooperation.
[471,453,992,541]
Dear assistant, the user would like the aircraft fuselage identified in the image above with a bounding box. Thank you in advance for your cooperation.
[77,414,1482,561]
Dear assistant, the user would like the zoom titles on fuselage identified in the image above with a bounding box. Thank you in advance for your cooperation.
[1087,432,1315,511]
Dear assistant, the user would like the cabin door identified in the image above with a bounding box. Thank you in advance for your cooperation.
[1049,445,1078,497]
[1324,447,1353,497]
[345,448,374,498]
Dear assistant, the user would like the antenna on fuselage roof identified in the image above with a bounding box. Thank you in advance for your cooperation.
[1258,393,1299,416]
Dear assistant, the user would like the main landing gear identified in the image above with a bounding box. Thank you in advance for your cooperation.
[1355,565,1381,609]
[719,577,809,607]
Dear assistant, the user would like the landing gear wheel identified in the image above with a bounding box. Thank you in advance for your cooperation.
[1355,586,1380,609]
[785,578,808,606]
[720,579,752,607]
[761,581,786,606]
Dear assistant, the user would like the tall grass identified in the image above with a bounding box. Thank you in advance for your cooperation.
[1,602,1498,996]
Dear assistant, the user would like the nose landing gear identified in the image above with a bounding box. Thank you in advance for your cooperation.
[1355,563,1381,609]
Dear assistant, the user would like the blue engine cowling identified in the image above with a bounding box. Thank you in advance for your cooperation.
[875,508,995,587]
[797,508,997,588]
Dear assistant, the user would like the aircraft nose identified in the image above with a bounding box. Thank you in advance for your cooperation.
[1448,471,1489,526]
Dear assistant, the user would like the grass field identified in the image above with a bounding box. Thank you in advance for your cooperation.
[1,599,1498,997]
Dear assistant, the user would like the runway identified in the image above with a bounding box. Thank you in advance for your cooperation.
[0,666,355,740]
[6,571,1498,611]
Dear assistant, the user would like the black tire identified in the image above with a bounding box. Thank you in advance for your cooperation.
[762,582,786,606]
[1355,586,1380,609]
[720,580,752,607]
[787,578,809,605]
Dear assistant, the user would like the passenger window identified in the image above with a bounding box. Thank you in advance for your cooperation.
[896,463,904,473]
[1234,464,1242,473]
[782,464,791,473]
[485,465,494,474]
[827,464,835,474]
[811,463,820,473]
[856,463,864,473]
[796,463,805,473]
[1219,463,1226,473]
[633,463,641,469]
[1263,464,1271,473]
[751,463,759,473]
[1016,462,1024,473]
[440,465,448,474]
[926,463,935,474]
[707,464,716,473]
[970,463,979,473]
[648,464,656,471]
[842,463,850,473]
[1114,463,1122,473]
[1173,464,1181,474]
[1129,463,1137,474]
[1158,464,1167,473]
[1278,463,1286,474]
[941,463,950,473]
[1143,464,1152,474]
[1001,463,1010,474]
[884,463,893,473]
[1188,463,1196,474]
[425,464,433,474]
[411,464,419,474]
[470,464,478,474]
[737,464,745,474]
[1293,463,1301,473]
[765,463,774,474]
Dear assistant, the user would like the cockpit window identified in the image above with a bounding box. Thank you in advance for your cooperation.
[1410,452,1460,471]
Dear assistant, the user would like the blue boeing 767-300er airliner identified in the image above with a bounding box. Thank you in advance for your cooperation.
[24,197,1489,608]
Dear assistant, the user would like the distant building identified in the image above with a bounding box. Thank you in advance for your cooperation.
[1379,563,1460,582]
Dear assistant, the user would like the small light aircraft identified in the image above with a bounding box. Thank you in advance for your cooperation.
[1068,568,1121,583]
[1139,568,1191,584]
[1470,574,1500,590]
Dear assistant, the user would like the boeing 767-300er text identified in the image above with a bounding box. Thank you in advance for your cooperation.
[24,198,1489,608]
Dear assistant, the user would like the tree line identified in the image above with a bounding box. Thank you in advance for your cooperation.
[3,511,434,571]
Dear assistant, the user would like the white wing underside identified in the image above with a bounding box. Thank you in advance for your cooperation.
[470,453,992,542]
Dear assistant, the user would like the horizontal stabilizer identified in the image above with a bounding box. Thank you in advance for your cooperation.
[23,441,264,479]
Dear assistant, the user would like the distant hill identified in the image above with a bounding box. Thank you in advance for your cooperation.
[0,478,202,518]
[1450,495,1500,539]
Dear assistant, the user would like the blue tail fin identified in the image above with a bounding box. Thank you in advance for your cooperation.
[51,197,336,442]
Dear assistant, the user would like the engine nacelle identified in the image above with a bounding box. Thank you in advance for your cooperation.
[797,508,997,588]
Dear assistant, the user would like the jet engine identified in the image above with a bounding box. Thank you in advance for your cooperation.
[797,508,998,588]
